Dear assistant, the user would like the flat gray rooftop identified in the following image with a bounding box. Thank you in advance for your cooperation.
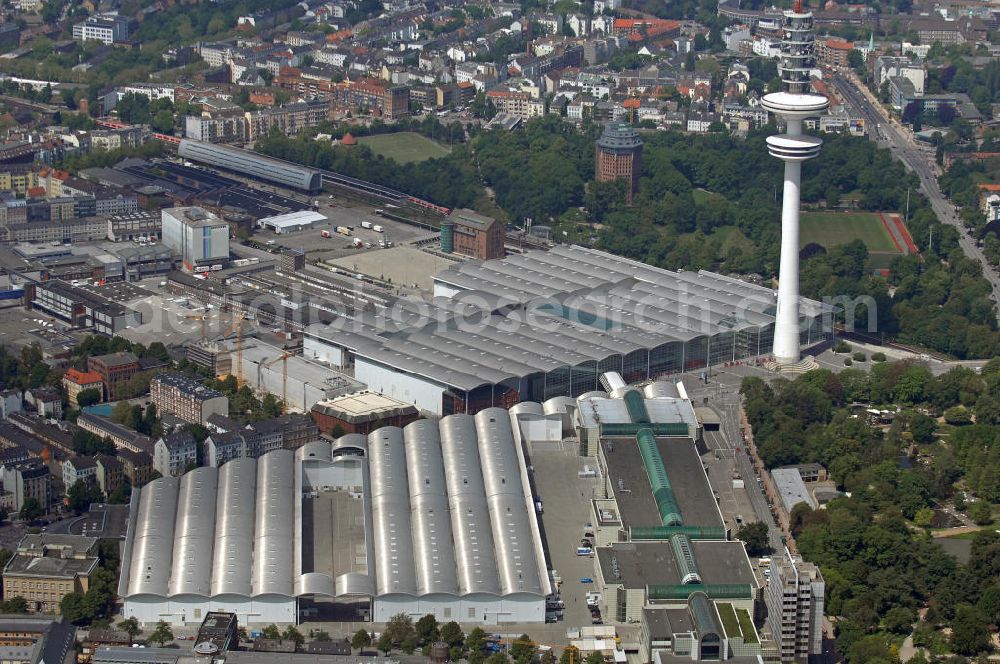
[301,488,368,578]
[600,436,723,530]
[596,540,755,588]
[309,244,834,394]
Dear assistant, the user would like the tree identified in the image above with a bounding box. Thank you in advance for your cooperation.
[19,497,43,522]
[735,521,770,556]
[883,605,916,634]
[440,621,463,647]
[585,651,604,664]
[913,507,935,528]
[467,627,487,656]
[950,605,991,655]
[76,388,101,407]
[402,633,419,654]
[486,653,510,664]
[351,629,372,651]
[386,613,414,645]
[281,625,304,648]
[377,631,393,655]
[149,620,174,647]
[110,400,134,426]
[262,624,281,640]
[415,614,439,644]
[540,649,557,664]
[60,593,89,624]
[118,617,141,643]
[944,406,972,425]
[510,634,536,664]
[969,501,993,525]
[976,584,1000,624]
[0,596,27,613]
[67,480,102,514]
[314,630,331,641]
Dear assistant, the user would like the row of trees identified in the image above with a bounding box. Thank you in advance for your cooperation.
[350,614,597,664]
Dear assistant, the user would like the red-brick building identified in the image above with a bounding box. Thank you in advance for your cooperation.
[595,122,643,205]
[87,352,140,400]
[311,392,420,436]
[441,208,505,260]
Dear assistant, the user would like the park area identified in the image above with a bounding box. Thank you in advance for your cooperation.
[357,132,451,164]
[800,211,916,270]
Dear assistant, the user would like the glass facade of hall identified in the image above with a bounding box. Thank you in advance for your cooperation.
[441,316,832,415]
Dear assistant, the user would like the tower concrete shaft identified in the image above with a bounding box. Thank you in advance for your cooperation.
[761,3,828,364]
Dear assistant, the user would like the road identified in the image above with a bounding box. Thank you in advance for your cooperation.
[829,72,1000,315]
[682,373,786,554]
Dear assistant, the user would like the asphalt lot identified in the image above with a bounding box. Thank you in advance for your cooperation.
[247,199,435,272]
[327,246,457,293]
[530,441,607,631]
[0,306,73,349]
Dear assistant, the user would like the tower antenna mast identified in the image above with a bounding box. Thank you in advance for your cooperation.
[761,0,828,364]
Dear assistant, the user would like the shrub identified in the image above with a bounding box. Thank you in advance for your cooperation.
[852,351,867,362]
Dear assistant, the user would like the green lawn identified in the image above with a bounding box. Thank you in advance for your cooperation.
[356,131,451,164]
[717,603,740,638]
[736,608,758,643]
[800,211,900,254]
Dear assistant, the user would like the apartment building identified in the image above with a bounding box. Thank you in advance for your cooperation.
[117,448,155,487]
[75,413,154,455]
[0,461,51,513]
[94,455,124,497]
[62,457,97,493]
[150,372,228,425]
[153,431,197,477]
[765,552,825,662]
[244,100,330,140]
[184,112,247,144]
[485,90,546,120]
[204,413,318,467]
[327,78,409,120]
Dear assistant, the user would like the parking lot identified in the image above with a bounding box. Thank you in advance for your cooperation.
[530,441,606,631]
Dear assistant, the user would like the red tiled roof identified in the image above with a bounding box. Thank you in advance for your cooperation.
[64,368,103,385]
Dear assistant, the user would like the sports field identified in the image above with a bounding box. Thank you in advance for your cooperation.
[799,211,899,253]
[357,132,450,164]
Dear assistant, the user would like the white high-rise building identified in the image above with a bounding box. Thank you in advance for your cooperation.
[761,0,828,365]
[765,550,825,662]
[161,207,230,272]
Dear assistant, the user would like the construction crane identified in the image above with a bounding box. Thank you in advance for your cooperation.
[258,349,295,414]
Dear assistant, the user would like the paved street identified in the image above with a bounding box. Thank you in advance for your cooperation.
[830,72,1000,315]
[680,370,786,554]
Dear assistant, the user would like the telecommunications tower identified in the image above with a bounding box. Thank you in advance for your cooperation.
[762,0,828,364]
